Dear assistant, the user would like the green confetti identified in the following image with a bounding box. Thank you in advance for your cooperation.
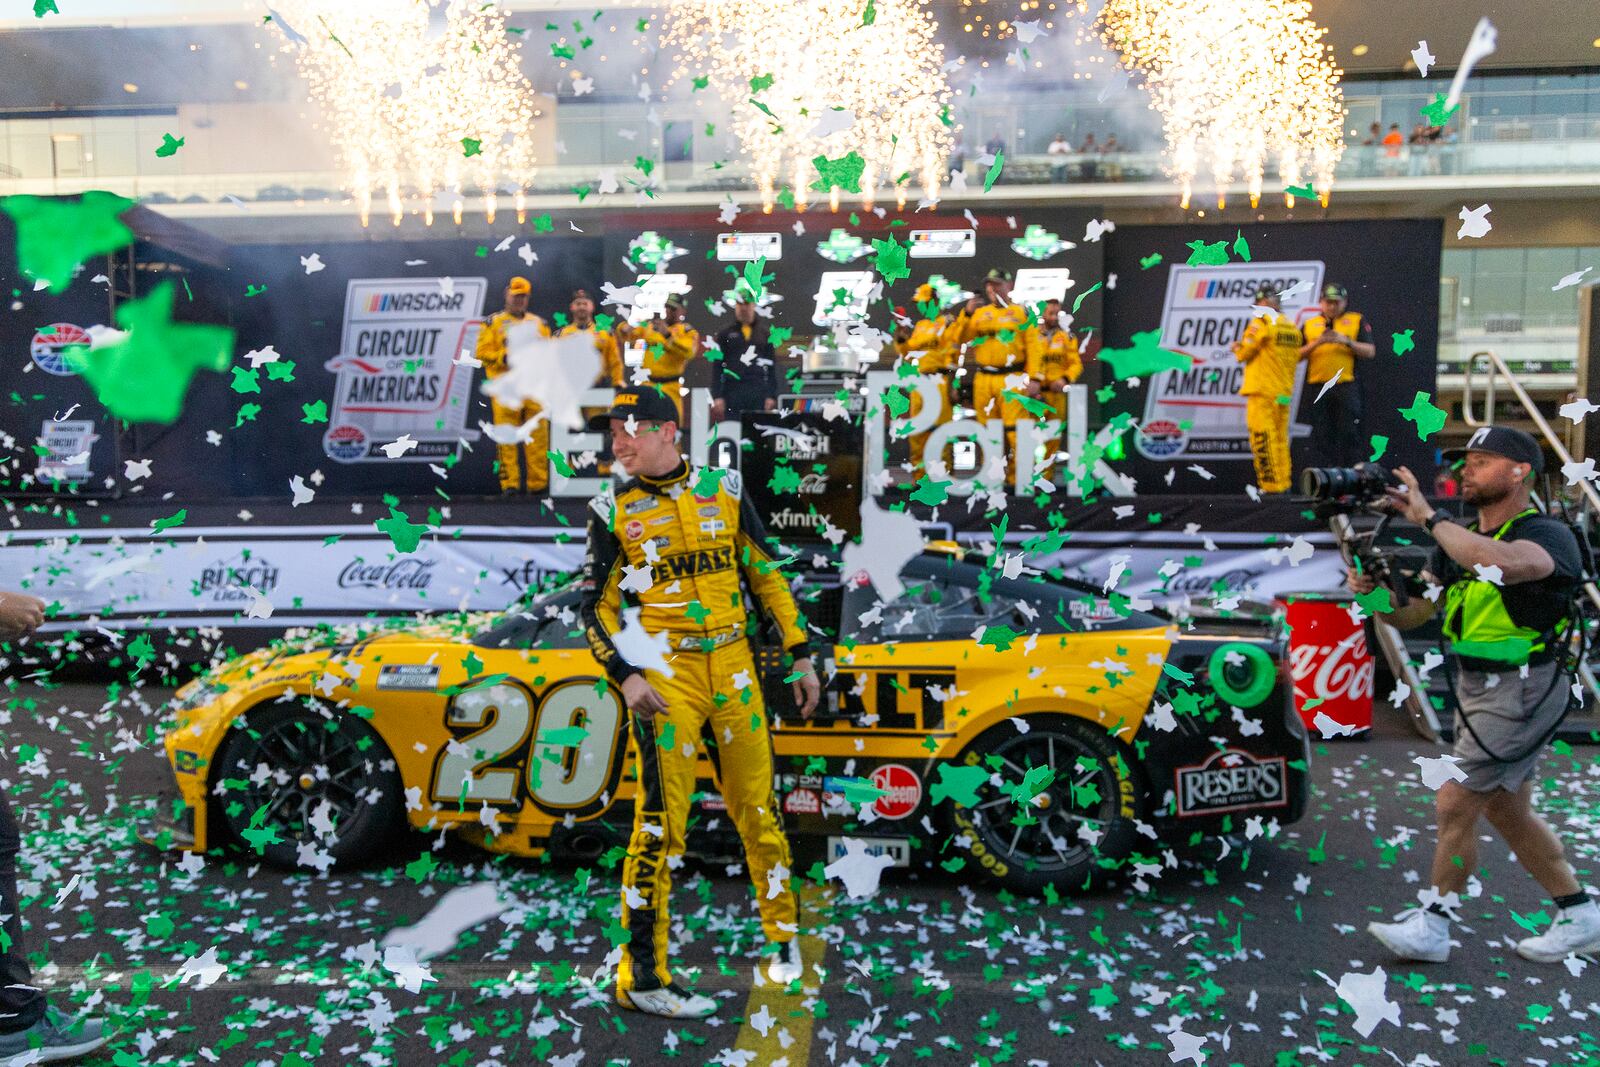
[749,72,774,94]
[548,450,575,478]
[461,137,482,157]
[983,149,1005,193]
[150,509,188,535]
[1355,586,1393,615]
[1368,435,1389,462]
[978,624,1020,651]
[929,765,988,808]
[1420,92,1460,126]
[862,0,877,25]
[154,133,185,158]
[1398,391,1448,440]
[62,282,234,424]
[1391,329,1415,356]
[909,474,951,505]
[375,506,429,554]
[1071,282,1102,316]
[1184,239,1230,266]
[1138,253,1163,270]
[1097,330,1191,381]
[872,234,909,285]
[33,0,58,16]
[1284,182,1317,200]
[405,851,439,883]
[810,152,866,194]
[1231,230,1251,262]
[1,190,134,293]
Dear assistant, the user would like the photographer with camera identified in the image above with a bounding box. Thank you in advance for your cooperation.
[1346,427,1599,964]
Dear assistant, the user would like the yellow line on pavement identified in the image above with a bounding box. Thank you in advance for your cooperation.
[731,883,832,1066]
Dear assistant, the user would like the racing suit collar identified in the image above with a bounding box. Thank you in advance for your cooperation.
[636,459,690,495]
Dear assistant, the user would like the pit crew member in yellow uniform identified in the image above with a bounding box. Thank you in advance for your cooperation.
[581,385,822,1020]
[1298,282,1374,467]
[1233,284,1305,494]
[560,288,624,475]
[893,283,959,469]
[1026,297,1082,465]
[615,294,700,424]
[952,268,1035,485]
[476,276,551,494]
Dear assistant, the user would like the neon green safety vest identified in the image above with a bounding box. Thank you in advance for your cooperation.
[1441,508,1553,666]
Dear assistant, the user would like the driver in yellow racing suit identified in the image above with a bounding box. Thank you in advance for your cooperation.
[581,385,822,1019]
[893,283,959,470]
[1232,284,1304,494]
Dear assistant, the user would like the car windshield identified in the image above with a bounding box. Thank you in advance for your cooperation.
[473,572,588,649]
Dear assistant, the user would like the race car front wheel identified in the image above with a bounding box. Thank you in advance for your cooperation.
[213,701,405,870]
[944,715,1145,894]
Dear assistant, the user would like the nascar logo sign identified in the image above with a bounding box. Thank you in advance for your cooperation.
[1137,260,1322,462]
[323,278,486,463]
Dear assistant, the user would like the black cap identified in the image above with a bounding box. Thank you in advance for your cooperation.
[663,293,686,310]
[1322,283,1348,301]
[571,288,592,302]
[984,268,1014,284]
[606,385,680,426]
[1254,283,1279,302]
[1442,425,1543,474]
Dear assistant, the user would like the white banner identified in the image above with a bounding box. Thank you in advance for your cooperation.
[322,277,487,463]
[1136,260,1323,462]
[0,525,584,631]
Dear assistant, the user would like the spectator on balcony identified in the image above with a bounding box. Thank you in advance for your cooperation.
[1047,132,1072,181]
[1408,124,1431,176]
[947,143,968,179]
[1359,121,1383,177]
[1101,133,1122,180]
[1381,123,1404,176]
[1079,133,1100,180]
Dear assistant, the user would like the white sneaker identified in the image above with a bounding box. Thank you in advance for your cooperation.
[619,983,718,1019]
[761,939,804,985]
[1368,907,1452,963]
[1516,900,1600,963]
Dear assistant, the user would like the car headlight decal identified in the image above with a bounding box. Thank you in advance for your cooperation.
[1207,643,1277,708]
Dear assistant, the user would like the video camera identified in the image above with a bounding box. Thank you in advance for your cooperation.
[1302,464,1412,607]
[1300,463,1400,511]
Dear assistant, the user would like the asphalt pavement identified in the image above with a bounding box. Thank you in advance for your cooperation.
[2,681,1597,1067]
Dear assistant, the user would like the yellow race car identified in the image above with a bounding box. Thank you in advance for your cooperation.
[146,543,1311,892]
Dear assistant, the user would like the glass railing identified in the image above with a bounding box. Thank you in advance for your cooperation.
[3,84,1599,206]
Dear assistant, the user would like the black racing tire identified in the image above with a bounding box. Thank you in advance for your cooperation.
[942,714,1147,894]
[212,701,405,870]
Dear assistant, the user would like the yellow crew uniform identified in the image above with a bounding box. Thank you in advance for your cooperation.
[953,301,1035,483]
[627,320,700,423]
[1027,324,1083,462]
[476,310,551,493]
[1233,312,1303,493]
[893,313,957,468]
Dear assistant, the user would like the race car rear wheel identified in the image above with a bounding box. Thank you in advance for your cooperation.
[213,701,405,870]
[945,715,1145,894]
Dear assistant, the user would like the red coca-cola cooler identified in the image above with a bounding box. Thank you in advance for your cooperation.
[1276,593,1375,736]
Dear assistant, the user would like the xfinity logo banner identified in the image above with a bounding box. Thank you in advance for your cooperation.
[323,277,487,464]
[1137,261,1322,462]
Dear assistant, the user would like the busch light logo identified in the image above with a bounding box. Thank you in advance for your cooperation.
[337,558,436,590]
[196,553,281,605]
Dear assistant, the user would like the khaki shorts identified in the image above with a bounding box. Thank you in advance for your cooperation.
[1452,660,1570,793]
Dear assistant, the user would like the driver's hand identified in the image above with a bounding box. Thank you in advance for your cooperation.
[791,657,822,719]
[1345,566,1377,597]
[621,673,668,721]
